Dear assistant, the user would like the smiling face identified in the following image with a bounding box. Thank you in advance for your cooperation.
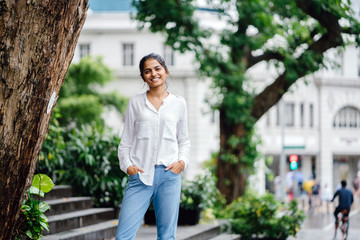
[142,58,168,89]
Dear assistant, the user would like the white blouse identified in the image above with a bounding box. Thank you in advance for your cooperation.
[118,92,190,186]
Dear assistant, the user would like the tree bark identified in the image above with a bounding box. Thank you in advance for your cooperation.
[217,109,247,203]
[0,1,88,238]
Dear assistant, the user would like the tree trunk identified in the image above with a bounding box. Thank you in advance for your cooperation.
[217,109,248,203]
[0,1,88,238]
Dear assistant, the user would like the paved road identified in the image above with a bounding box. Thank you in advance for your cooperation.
[290,209,360,240]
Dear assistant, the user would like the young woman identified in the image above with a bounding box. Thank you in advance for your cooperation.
[115,53,190,240]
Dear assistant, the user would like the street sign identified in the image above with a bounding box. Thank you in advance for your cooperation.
[283,145,305,149]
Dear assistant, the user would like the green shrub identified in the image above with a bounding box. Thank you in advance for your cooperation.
[39,123,128,208]
[223,192,305,240]
[57,95,104,126]
[58,124,128,208]
[38,110,66,182]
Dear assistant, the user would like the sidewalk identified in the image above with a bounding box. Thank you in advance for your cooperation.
[134,209,360,240]
[290,209,360,240]
[136,223,221,240]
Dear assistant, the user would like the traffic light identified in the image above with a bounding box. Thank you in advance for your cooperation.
[289,154,298,170]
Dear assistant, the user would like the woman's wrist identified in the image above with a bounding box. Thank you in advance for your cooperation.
[178,160,185,167]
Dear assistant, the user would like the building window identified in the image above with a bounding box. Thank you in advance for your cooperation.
[309,103,314,128]
[79,44,90,58]
[123,43,134,66]
[285,102,295,127]
[300,103,304,127]
[163,45,175,66]
[333,106,360,128]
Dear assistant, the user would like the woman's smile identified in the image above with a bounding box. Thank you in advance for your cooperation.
[142,59,168,88]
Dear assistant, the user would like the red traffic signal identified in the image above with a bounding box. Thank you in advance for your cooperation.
[289,154,299,170]
[289,154,298,163]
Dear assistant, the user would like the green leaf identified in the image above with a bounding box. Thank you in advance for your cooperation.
[21,205,31,211]
[28,186,44,197]
[39,212,48,223]
[32,174,55,193]
[39,201,50,213]
[40,221,49,231]
[26,230,33,238]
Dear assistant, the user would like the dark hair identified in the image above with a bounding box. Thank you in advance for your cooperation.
[341,180,347,187]
[139,53,169,80]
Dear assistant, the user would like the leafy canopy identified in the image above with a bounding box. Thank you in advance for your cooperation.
[57,56,127,127]
[134,0,360,123]
[133,0,360,170]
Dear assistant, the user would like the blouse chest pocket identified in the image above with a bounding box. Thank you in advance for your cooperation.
[163,121,177,142]
[135,121,150,140]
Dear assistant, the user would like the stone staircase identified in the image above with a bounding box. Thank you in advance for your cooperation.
[42,185,118,240]
[40,185,238,240]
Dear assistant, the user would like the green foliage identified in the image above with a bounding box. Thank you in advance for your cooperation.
[52,124,128,208]
[38,109,66,182]
[39,120,128,209]
[60,56,113,97]
[58,95,104,126]
[180,170,226,211]
[16,174,54,240]
[221,192,305,240]
[133,0,207,52]
[56,56,127,128]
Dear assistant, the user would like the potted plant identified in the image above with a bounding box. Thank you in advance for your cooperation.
[177,178,203,225]
[144,170,219,225]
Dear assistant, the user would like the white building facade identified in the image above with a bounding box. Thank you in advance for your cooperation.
[72,1,360,196]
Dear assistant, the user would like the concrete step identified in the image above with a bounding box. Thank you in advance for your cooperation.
[45,197,93,216]
[44,185,73,200]
[181,223,221,240]
[208,234,240,240]
[46,208,116,234]
[42,219,118,240]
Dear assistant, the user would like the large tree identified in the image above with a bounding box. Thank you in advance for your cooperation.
[134,0,360,202]
[0,0,88,238]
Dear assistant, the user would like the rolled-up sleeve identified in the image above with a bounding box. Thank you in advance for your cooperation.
[177,101,190,171]
[118,99,136,174]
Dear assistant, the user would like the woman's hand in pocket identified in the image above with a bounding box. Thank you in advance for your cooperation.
[165,160,184,174]
[127,165,144,175]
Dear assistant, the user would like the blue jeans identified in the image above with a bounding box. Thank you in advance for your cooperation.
[116,165,182,240]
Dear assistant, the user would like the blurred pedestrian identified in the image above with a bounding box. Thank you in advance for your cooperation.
[321,183,332,213]
[312,179,321,211]
[331,180,354,238]
[303,178,314,210]
[115,53,190,240]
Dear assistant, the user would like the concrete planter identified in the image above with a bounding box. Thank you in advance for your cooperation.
[144,208,201,226]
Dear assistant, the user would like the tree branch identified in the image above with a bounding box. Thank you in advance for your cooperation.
[247,51,284,69]
[250,0,348,120]
[296,0,341,36]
